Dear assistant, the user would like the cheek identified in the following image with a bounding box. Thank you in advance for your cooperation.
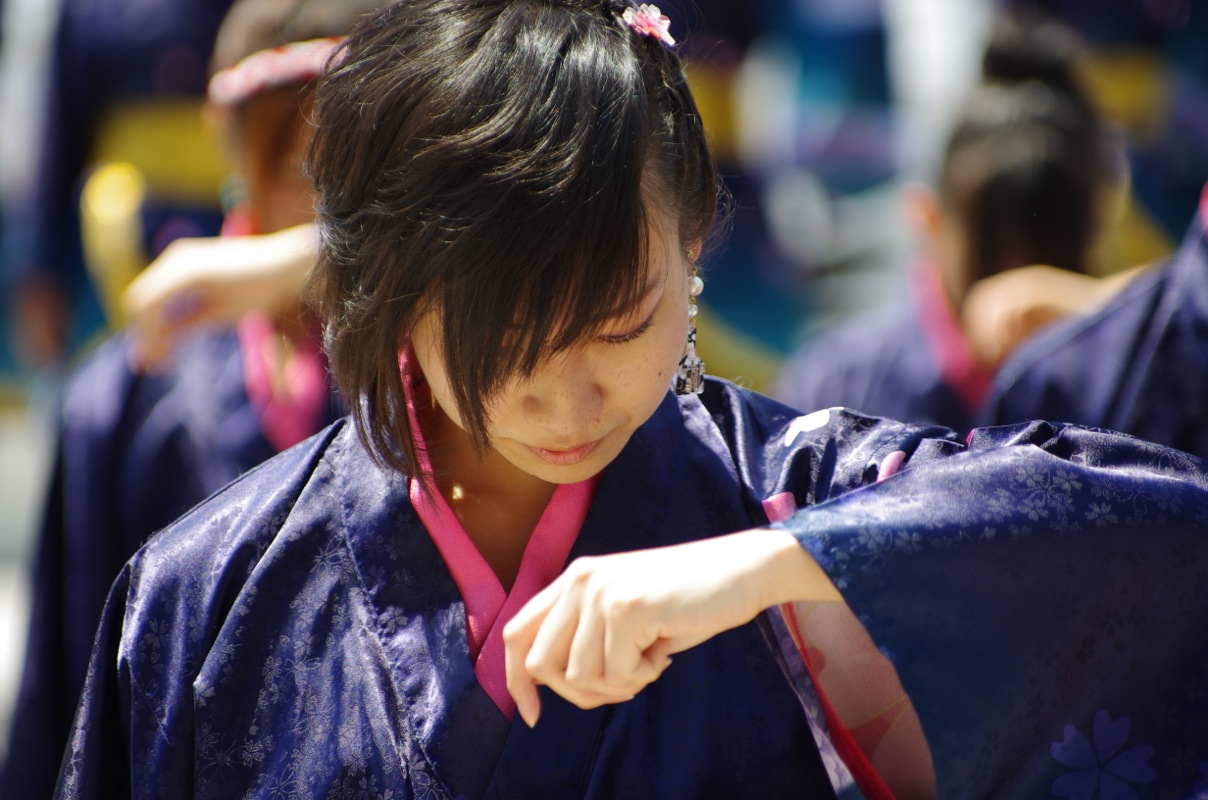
[610,307,688,401]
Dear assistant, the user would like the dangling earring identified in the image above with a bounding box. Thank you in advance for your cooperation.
[675,262,705,395]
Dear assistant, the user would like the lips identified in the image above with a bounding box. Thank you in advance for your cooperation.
[526,438,604,466]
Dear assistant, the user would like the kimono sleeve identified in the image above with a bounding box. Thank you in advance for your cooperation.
[774,420,1208,799]
[54,542,225,800]
[54,564,134,798]
[697,383,963,514]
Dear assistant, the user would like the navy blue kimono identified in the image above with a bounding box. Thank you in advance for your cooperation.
[1,330,336,800]
[982,187,1208,459]
[56,379,1208,799]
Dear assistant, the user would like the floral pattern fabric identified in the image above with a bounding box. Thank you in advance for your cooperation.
[55,380,1208,799]
[782,419,1208,798]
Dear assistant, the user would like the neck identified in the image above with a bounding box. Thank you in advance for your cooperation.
[417,386,556,591]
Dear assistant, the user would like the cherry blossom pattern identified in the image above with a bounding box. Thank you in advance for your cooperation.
[1051,710,1156,800]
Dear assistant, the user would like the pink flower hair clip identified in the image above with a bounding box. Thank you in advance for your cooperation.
[622,4,675,47]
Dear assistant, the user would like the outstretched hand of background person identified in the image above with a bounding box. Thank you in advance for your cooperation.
[123,223,317,371]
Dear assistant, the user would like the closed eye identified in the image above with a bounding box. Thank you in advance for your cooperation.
[601,314,654,345]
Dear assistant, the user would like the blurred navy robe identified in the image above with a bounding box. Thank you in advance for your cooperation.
[773,263,991,434]
[2,330,336,800]
[57,380,1208,799]
[982,185,1208,459]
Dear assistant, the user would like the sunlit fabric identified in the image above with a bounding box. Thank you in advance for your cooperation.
[783,419,1208,798]
[56,381,1208,798]
[983,187,1208,459]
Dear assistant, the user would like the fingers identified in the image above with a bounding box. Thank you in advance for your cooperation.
[504,581,558,727]
[564,578,607,687]
[523,567,635,712]
[505,562,670,725]
[641,638,675,676]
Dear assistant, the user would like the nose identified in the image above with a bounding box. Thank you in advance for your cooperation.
[521,353,605,443]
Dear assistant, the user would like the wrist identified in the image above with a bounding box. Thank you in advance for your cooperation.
[752,529,843,609]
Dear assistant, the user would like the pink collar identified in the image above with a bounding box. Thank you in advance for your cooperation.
[399,349,597,718]
[910,260,993,415]
[237,312,328,452]
[1200,182,1208,225]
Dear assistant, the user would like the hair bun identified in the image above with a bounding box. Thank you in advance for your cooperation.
[981,17,1086,98]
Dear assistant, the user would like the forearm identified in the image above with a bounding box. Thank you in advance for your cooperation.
[742,529,844,609]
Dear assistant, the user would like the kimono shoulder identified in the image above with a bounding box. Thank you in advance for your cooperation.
[984,206,1208,458]
[686,377,962,515]
[55,419,353,799]
[120,417,347,633]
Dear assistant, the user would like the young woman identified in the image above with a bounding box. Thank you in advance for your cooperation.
[58,2,1208,799]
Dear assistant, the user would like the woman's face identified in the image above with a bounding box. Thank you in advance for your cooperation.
[232,90,317,234]
[411,214,691,485]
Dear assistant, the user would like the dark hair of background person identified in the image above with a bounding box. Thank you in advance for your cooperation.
[306,0,721,478]
[940,15,1113,295]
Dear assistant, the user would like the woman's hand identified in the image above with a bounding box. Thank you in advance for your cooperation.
[122,223,317,371]
[503,529,840,726]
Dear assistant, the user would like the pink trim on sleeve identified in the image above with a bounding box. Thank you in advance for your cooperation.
[764,492,898,800]
[761,491,799,522]
[877,450,907,482]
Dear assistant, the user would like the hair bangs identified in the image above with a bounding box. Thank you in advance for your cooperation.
[434,2,665,448]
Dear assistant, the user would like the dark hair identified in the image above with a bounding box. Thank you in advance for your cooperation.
[307,0,719,477]
[939,16,1114,290]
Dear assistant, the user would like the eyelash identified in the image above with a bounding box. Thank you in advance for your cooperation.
[602,315,654,345]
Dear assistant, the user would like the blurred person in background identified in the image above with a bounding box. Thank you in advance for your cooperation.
[0,0,235,372]
[772,16,1119,433]
[0,0,376,795]
[1002,0,1208,271]
[967,2,1208,455]
[981,181,1208,458]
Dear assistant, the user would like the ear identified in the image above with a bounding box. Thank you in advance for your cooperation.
[685,238,702,263]
[898,181,943,244]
